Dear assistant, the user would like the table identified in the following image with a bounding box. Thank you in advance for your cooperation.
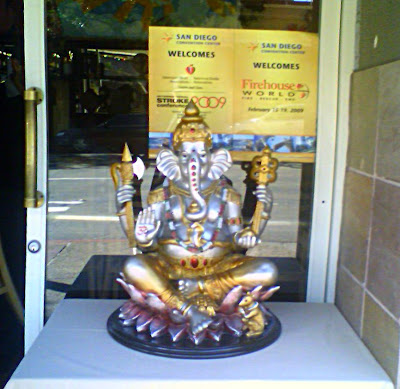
[5,300,394,389]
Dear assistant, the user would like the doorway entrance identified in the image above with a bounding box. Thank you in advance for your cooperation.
[21,0,344,356]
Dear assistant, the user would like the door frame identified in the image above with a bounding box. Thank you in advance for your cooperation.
[23,0,354,350]
[324,0,358,303]
[24,0,48,352]
[307,0,358,303]
[306,0,341,302]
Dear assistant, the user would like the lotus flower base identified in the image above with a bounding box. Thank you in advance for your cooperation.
[107,304,281,359]
[107,276,282,358]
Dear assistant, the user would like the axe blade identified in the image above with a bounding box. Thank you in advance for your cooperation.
[132,156,145,180]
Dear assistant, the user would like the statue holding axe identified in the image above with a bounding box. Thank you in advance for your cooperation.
[111,143,145,255]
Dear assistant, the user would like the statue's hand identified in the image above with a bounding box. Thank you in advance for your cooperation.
[178,278,199,298]
[235,228,258,249]
[135,207,161,244]
[116,184,135,210]
[253,184,273,213]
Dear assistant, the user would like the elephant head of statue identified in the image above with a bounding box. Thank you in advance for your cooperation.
[156,102,232,221]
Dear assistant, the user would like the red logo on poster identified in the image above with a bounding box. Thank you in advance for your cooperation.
[186,64,195,75]
[248,42,258,51]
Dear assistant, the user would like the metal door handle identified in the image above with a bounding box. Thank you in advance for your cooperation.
[24,87,44,208]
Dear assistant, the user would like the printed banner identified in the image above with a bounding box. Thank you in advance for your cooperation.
[149,26,318,137]
[149,27,234,134]
[233,30,318,136]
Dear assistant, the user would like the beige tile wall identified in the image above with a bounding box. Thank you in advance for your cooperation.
[336,60,400,386]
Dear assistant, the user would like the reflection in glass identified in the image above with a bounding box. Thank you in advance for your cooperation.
[45,0,319,320]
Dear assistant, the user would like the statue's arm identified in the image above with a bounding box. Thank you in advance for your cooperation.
[224,186,273,249]
[115,184,135,238]
[134,187,166,249]
[223,189,252,249]
[252,185,273,237]
[135,201,164,250]
[115,185,164,249]
[225,200,257,250]
[224,200,244,237]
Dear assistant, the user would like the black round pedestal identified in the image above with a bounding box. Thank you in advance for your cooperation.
[107,307,281,359]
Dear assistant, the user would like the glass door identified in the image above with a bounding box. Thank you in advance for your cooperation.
[23,1,48,351]
[0,0,26,382]
[24,0,342,349]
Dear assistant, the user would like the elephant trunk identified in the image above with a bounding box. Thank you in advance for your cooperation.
[186,155,207,222]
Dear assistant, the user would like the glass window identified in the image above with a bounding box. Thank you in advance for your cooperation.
[45,0,319,320]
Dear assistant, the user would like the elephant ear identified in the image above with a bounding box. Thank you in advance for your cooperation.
[208,148,232,180]
[156,148,181,181]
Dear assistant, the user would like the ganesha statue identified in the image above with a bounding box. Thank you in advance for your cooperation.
[108,101,281,356]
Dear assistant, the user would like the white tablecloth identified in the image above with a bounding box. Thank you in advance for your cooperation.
[6,299,394,389]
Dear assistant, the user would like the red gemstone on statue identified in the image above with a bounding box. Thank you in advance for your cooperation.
[192,172,196,176]
[190,257,199,268]
[181,259,186,267]
[190,128,195,133]
[191,165,195,170]
[203,259,208,266]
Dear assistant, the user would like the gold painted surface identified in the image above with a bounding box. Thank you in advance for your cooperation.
[122,103,280,320]
[187,222,204,247]
[226,187,241,205]
[110,144,137,249]
[158,239,231,248]
[172,101,212,150]
[123,248,277,309]
[249,146,278,234]
[239,294,265,337]
[147,187,165,205]
[147,180,221,205]
[249,146,278,186]
[24,87,44,208]
[169,180,218,197]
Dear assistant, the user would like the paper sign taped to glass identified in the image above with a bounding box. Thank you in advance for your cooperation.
[149,26,318,141]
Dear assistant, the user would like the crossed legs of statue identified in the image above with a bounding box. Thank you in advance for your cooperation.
[203,257,278,302]
[123,254,186,310]
[122,254,278,310]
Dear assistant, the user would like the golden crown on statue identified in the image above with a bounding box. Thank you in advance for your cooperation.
[172,100,212,150]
